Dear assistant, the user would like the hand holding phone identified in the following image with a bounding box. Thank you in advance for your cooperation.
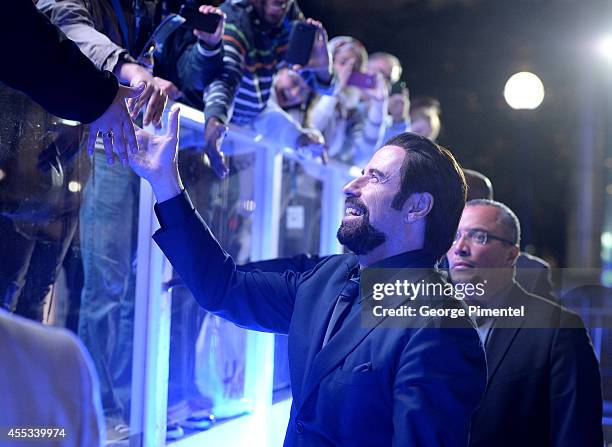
[285,21,317,67]
[347,71,376,89]
[179,4,222,34]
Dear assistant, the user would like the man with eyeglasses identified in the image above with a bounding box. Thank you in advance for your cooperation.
[447,199,603,447]
[463,168,555,299]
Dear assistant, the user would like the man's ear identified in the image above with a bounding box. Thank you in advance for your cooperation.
[507,245,520,267]
[403,192,434,224]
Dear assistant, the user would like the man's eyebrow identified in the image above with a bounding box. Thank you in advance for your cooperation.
[463,227,489,233]
[363,168,387,178]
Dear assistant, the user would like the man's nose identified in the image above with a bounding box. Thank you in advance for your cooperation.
[453,233,470,256]
[342,177,363,197]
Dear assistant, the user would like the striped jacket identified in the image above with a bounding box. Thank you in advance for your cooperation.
[204,0,326,126]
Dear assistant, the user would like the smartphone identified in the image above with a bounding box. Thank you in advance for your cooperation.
[285,21,317,66]
[179,4,221,33]
[347,71,376,89]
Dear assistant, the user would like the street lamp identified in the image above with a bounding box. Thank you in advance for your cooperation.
[504,71,545,110]
[596,35,612,61]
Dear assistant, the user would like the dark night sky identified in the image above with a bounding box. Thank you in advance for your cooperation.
[301,0,612,266]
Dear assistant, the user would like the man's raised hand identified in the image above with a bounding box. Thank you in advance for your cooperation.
[130,106,184,202]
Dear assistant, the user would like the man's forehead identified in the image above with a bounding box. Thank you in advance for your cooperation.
[459,205,501,228]
[366,145,406,170]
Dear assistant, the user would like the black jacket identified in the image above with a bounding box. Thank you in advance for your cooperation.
[1,0,117,123]
[470,282,603,447]
[153,191,488,447]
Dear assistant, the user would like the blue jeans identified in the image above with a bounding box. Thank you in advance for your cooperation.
[78,155,139,420]
[0,214,77,321]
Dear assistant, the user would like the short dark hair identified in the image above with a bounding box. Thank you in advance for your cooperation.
[386,132,467,260]
[463,169,494,200]
[466,199,521,245]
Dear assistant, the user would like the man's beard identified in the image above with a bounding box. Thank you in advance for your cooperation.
[337,198,386,255]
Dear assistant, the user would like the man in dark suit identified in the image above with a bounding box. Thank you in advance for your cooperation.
[130,111,487,446]
[463,168,555,298]
[447,199,603,447]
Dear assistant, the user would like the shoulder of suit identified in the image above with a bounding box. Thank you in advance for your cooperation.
[310,253,357,271]
[0,311,85,359]
[297,253,357,281]
[516,252,551,270]
[511,283,585,329]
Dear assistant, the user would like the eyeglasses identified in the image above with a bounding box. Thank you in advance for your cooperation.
[452,229,515,246]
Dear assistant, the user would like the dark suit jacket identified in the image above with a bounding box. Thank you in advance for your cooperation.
[469,283,603,447]
[515,252,555,299]
[246,252,556,298]
[153,192,487,447]
[1,1,117,123]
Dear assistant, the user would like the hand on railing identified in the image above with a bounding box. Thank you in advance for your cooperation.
[296,130,328,165]
[203,116,229,179]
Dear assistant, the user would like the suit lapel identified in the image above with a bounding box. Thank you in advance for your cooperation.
[484,325,522,383]
[484,284,528,382]
[299,300,387,404]
[297,257,356,403]
[299,268,439,405]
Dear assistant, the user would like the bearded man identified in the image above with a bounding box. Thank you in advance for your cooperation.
[130,112,487,447]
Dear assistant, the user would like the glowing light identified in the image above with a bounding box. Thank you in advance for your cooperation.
[68,181,82,193]
[596,35,612,61]
[390,65,402,84]
[503,72,545,110]
[0,169,5,182]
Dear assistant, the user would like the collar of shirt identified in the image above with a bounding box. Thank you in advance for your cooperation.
[471,280,514,328]
[356,249,439,304]
[368,249,439,270]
